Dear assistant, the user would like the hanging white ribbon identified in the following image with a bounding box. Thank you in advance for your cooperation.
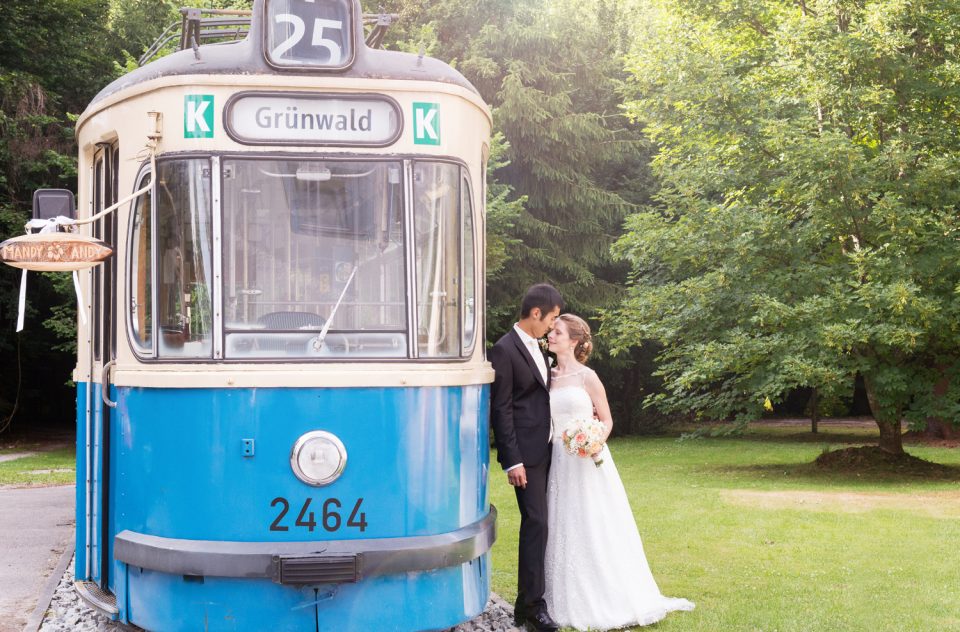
[15,216,79,332]
[73,270,87,326]
[12,140,156,332]
[25,215,77,234]
[16,270,26,333]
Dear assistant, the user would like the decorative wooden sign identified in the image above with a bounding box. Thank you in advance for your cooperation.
[0,233,112,271]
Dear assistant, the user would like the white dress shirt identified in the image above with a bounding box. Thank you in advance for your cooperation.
[513,323,548,384]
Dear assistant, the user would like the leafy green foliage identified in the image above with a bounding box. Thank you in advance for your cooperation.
[0,0,662,435]
[0,0,129,432]
[377,0,664,432]
[379,0,652,318]
[108,0,180,65]
[484,132,525,281]
[612,0,960,451]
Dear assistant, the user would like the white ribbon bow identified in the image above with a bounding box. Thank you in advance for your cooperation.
[15,216,87,332]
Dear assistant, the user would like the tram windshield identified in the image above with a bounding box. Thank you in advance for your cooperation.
[129,156,476,361]
[223,159,405,358]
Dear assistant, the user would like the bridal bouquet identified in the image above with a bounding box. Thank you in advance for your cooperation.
[561,418,605,467]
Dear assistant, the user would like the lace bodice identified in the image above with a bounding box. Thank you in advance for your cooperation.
[550,367,594,433]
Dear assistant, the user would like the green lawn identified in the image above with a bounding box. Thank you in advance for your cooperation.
[0,447,75,486]
[489,422,960,631]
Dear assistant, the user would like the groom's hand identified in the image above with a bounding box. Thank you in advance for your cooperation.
[507,465,527,489]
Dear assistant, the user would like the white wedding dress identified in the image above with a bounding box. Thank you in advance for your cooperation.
[544,368,695,630]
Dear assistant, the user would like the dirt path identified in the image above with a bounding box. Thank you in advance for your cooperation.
[0,452,38,463]
[722,488,960,518]
[0,485,74,632]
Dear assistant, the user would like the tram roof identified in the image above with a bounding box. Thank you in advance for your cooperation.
[89,6,480,109]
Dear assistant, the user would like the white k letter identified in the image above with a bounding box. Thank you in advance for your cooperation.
[187,101,211,133]
[416,108,438,140]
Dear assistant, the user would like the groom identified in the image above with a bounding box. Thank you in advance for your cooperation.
[489,283,563,632]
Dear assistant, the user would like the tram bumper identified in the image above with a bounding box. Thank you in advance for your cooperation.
[114,506,496,585]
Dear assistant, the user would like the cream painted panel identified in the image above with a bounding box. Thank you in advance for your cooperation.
[112,363,494,388]
[74,75,490,372]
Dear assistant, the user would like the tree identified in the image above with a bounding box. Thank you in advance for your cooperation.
[381,0,652,321]
[473,0,650,331]
[611,0,960,454]
[378,0,663,431]
[0,0,123,433]
[108,0,180,65]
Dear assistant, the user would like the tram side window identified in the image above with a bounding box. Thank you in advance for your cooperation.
[461,169,476,356]
[222,159,406,359]
[414,162,461,358]
[156,160,214,358]
[129,173,152,354]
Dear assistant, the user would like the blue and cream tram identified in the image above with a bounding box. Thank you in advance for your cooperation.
[62,2,494,629]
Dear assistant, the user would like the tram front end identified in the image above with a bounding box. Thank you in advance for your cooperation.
[64,1,495,629]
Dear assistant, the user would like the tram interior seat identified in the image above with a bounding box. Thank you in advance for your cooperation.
[247,311,326,354]
[257,311,326,330]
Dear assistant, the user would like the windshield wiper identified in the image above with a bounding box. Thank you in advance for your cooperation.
[312,265,357,352]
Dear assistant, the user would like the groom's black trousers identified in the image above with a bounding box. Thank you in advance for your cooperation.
[514,454,550,614]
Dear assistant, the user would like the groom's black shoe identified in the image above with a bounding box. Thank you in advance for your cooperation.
[512,598,532,626]
[519,609,559,632]
[512,607,525,626]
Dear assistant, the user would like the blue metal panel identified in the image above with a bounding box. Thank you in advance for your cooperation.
[77,382,491,630]
[75,386,88,580]
[125,558,489,631]
[75,382,107,584]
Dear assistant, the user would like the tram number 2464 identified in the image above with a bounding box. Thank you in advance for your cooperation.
[270,497,367,533]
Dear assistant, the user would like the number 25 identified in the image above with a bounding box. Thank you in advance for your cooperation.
[273,14,343,63]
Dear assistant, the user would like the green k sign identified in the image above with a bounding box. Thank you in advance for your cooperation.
[412,102,440,145]
[184,95,214,139]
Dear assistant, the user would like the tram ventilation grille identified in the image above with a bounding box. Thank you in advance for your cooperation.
[278,555,359,584]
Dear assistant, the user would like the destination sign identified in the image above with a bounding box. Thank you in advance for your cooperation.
[264,0,354,69]
[0,233,112,272]
[225,93,401,145]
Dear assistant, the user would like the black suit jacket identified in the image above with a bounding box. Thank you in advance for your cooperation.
[489,328,552,469]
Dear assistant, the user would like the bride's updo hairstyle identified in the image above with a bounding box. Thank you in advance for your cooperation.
[558,314,593,364]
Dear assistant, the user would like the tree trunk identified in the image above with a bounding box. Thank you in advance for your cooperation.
[862,374,905,455]
[809,388,819,434]
[877,418,904,454]
[921,367,958,439]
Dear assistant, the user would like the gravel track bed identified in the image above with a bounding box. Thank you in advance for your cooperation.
[38,555,521,632]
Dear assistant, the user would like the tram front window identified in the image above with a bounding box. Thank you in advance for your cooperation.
[223,159,405,358]
[157,160,214,358]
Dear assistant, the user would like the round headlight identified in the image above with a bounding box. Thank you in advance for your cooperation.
[290,431,347,486]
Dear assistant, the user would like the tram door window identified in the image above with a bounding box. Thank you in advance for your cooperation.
[156,160,214,358]
[92,145,119,361]
[461,170,476,355]
[413,162,461,358]
[129,172,152,355]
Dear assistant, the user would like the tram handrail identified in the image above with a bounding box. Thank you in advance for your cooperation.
[101,360,117,409]
[138,8,400,66]
[139,8,254,66]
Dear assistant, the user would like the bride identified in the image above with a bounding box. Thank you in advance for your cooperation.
[543,314,694,630]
